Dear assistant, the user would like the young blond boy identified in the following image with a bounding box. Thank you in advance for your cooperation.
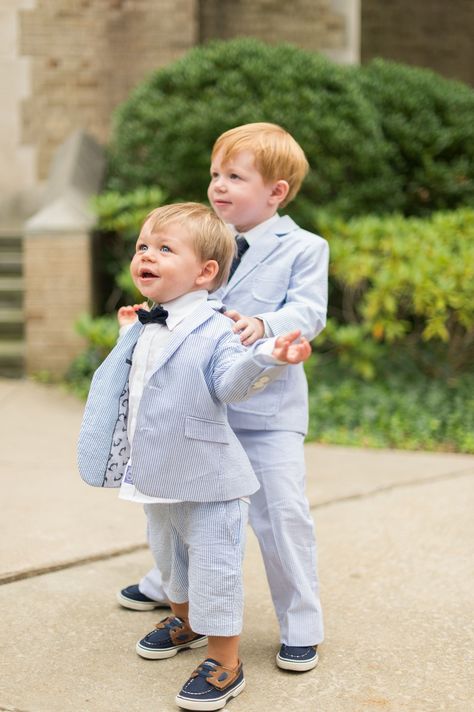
[119,123,329,672]
[78,202,311,710]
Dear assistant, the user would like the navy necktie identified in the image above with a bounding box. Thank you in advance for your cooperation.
[136,305,169,325]
[228,235,249,280]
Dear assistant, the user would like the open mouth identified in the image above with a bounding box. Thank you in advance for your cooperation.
[139,269,158,279]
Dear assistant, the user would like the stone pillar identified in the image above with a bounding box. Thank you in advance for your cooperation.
[23,131,105,377]
[328,0,360,64]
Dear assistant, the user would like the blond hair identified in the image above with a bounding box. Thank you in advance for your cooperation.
[211,122,309,206]
[142,202,235,291]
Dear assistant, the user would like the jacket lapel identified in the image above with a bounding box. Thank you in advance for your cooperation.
[223,215,298,296]
[149,302,216,374]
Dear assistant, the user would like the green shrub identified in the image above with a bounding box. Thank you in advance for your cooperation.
[317,208,474,378]
[305,361,474,453]
[92,186,165,306]
[92,186,166,237]
[358,60,474,216]
[65,314,118,399]
[105,39,474,227]
[106,38,397,225]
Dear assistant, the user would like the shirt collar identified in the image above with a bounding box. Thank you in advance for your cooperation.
[161,290,208,331]
[229,213,280,246]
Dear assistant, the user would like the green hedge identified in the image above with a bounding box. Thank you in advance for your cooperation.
[105,39,474,227]
[305,363,474,453]
[104,41,377,220]
[315,208,474,379]
[358,60,474,216]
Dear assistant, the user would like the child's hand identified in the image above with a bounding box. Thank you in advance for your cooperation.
[272,330,311,364]
[117,302,148,327]
[225,310,265,346]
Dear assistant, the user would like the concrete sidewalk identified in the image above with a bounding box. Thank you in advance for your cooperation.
[0,378,473,711]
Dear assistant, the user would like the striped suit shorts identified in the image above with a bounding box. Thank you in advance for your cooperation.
[144,499,249,637]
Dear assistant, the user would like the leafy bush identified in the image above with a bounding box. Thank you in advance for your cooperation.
[358,60,474,216]
[317,208,474,378]
[92,186,166,237]
[69,205,474,453]
[105,38,397,225]
[65,314,118,399]
[105,38,474,227]
[92,186,165,307]
[305,361,474,453]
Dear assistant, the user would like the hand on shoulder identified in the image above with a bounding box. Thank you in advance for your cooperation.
[225,310,265,346]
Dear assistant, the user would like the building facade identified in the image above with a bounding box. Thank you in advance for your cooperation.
[2,0,361,221]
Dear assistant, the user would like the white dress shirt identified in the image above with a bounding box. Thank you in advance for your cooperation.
[119,290,208,504]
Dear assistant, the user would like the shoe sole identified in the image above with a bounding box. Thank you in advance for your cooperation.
[136,636,208,660]
[175,678,245,710]
[116,591,168,611]
[276,652,319,672]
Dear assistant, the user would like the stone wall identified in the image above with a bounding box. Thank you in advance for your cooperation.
[361,0,474,85]
[23,232,93,375]
[199,0,357,61]
[19,0,198,181]
[3,0,358,203]
[17,0,360,186]
[0,1,37,224]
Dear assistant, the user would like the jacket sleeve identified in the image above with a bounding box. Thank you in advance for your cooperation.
[257,237,329,340]
[210,331,286,404]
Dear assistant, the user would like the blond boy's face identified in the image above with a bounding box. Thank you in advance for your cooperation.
[130,220,208,304]
[208,150,280,233]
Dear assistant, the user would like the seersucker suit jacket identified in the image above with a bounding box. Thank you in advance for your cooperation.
[77,302,287,502]
[213,215,329,434]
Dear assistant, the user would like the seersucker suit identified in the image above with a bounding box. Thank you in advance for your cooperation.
[138,215,329,647]
[216,214,328,433]
[78,302,287,502]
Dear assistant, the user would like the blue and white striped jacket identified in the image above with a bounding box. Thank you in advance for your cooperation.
[77,302,286,501]
[214,215,329,434]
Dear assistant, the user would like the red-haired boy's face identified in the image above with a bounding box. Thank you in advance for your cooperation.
[208,150,279,233]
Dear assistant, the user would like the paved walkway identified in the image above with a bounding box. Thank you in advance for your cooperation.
[0,378,473,712]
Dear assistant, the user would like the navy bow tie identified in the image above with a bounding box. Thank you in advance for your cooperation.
[136,305,169,325]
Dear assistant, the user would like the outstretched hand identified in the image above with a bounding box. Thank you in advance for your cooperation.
[117,302,148,327]
[272,330,311,364]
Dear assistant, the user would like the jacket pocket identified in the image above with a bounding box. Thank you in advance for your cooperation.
[251,266,290,304]
[184,416,229,444]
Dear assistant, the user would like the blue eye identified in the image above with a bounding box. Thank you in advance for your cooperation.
[137,243,148,252]
[160,245,171,253]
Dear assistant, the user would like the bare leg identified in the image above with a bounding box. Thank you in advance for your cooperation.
[170,601,239,669]
[207,635,240,669]
[170,600,189,622]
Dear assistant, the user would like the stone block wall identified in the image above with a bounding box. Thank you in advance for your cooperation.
[0,1,37,220]
[199,0,360,63]
[361,0,474,85]
[199,0,347,53]
[19,0,198,180]
[23,232,93,375]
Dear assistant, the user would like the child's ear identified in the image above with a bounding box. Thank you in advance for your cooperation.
[270,180,290,206]
[196,259,219,287]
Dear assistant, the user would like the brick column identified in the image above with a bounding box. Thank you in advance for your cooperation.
[23,231,93,376]
[23,131,104,377]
